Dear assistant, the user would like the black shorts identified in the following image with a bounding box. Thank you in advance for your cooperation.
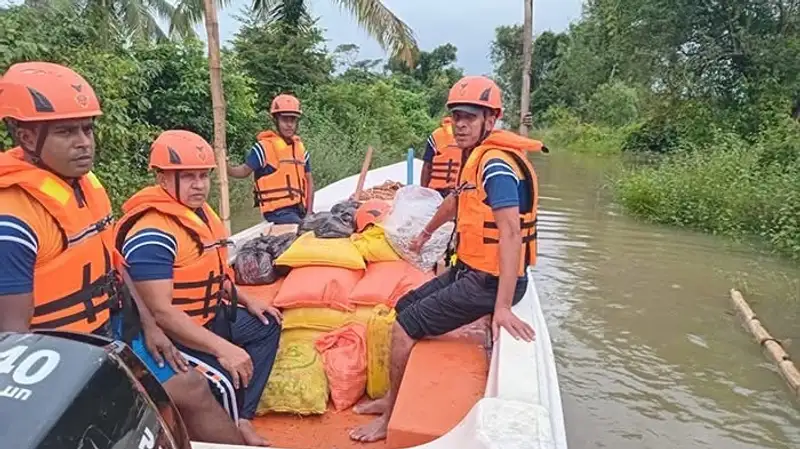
[395,262,528,340]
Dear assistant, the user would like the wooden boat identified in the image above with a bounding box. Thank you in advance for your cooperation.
[193,158,568,449]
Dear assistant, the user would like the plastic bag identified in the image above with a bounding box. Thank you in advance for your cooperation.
[382,185,455,271]
[298,199,360,238]
[234,233,297,285]
[314,323,368,411]
[366,305,396,399]
[256,330,329,416]
[349,261,432,307]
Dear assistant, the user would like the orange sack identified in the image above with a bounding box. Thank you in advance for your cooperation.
[235,277,284,306]
[314,323,368,411]
[349,261,435,307]
[273,266,363,312]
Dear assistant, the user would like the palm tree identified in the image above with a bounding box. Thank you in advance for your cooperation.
[251,0,418,65]
[25,0,197,41]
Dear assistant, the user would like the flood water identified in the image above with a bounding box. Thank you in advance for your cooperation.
[532,152,800,449]
[229,151,800,449]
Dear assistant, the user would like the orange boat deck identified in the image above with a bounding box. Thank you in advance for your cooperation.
[252,330,491,449]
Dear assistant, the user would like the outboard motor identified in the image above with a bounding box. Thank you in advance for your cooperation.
[0,330,191,449]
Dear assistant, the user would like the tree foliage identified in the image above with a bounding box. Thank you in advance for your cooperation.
[0,4,458,219]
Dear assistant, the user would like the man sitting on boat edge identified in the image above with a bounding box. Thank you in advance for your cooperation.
[349,75,542,443]
[0,61,250,446]
[227,93,315,225]
[113,129,283,446]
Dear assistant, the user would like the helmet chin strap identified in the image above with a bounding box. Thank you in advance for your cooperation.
[21,123,60,176]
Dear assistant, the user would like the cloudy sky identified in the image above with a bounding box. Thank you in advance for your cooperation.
[211,0,584,75]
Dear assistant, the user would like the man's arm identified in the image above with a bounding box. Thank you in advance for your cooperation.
[305,172,315,214]
[493,206,522,312]
[422,193,457,235]
[0,213,38,332]
[133,278,234,356]
[0,293,33,332]
[227,142,265,179]
[227,163,253,179]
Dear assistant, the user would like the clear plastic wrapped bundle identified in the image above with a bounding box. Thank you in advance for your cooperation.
[382,185,454,271]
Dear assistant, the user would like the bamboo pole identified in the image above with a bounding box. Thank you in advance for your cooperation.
[353,146,374,201]
[202,0,231,234]
[518,0,534,136]
[729,289,800,398]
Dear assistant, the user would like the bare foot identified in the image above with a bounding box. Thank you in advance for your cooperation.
[238,419,270,447]
[349,413,389,442]
[353,397,388,415]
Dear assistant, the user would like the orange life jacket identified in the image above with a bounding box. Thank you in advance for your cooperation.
[428,117,462,190]
[454,131,540,277]
[252,130,308,215]
[0,148,120,333]
[114,186,234,326]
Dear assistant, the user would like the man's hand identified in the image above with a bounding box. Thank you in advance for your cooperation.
[142,324,189,372]
[217,343,253,389]
[246,301,283,326]
[492,307,535,342]
[409,231,431,253]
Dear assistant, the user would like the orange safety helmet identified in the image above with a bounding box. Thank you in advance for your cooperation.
[0,61,102,122]
[446,75,503,118]
[270,94,302,117]
[355,199,392,232]
[148,130,217,171]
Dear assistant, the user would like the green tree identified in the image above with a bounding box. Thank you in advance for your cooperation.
[250,0,419,65]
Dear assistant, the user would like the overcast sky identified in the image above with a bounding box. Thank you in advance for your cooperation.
[211,0,585,75]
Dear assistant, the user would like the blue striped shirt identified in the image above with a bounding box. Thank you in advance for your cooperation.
[482,158,532,213]
[245,141,312,178]
[122,228,177,281]
[0,215,38,295]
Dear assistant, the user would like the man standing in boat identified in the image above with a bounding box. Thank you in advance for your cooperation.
[227,93,315,224]
[0,61,252,446]
[114,129,283,446]
[420,115,463,198]
[350,75,540,443]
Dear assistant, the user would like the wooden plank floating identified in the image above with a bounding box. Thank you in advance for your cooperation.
[729,289,800,398]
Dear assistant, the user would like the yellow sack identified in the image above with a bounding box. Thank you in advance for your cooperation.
[256,329,328,416]
[282,306,375,332]
[350,225,400,263]
[275,231,366,270]
[366,304,397,399]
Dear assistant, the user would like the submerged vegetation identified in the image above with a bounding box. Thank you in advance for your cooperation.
[491,0,800,260]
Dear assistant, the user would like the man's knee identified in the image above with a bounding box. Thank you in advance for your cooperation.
[165,370,215,408]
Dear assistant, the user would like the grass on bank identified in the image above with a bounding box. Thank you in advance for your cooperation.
[531,114,800,261]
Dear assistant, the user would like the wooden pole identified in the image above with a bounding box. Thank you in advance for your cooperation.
[729,289,800,398]
[518,0,534,136]
[354,146,374,201]
[202,0,231,233]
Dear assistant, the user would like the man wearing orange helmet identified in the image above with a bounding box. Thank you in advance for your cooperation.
[114,129,282,447]
[350,76,544,443]
[227,93,315,225]
[0,62,249,445]
[420,115,462,197]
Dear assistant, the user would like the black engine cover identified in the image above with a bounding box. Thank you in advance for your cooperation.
[0,331,191,449]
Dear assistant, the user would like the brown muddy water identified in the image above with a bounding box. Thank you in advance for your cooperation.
[230,151,800,449]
